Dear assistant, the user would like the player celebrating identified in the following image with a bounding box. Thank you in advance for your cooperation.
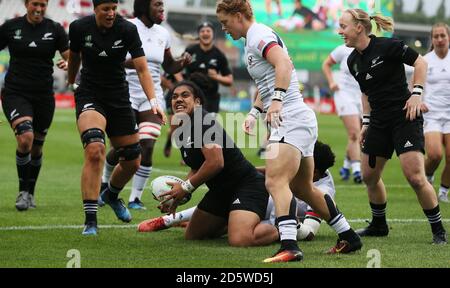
[340,9,447,244]
[184,21,233,115]
[138,141,337,245]
[322,44,362,183]
[0,0,69,211]
[67,0,165,235]
[100,0,191,210]
[423,23,450,203]
[215,0,361,263]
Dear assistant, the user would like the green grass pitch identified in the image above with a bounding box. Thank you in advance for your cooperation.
[0,110,448,268]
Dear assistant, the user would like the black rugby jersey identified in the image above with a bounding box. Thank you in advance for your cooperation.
[0,16,68,93]
[347,36,419,116]
[177,109,257,191]
[184,44,231,97]
[69,15,144,93]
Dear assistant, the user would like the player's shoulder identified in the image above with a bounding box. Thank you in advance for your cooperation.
[247,23,274,46]
[1,16,25,28]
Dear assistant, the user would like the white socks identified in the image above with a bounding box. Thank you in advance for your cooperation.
[129,166,152,202]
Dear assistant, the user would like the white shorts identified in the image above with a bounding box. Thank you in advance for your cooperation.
[334,89,362,117]
[424,116,450,134]
[268,104,317,158]
[129,91,165,112]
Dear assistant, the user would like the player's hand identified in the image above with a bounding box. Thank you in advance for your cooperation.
[56,59,68,71]
[265,101,283,128]
[403,95,424,121]
[329,82,339,92]
[180,52,192,67]
[242,113,257,135]
[160,181,186,215]
[207,69,218,80]
[360,125,368,147]
[151,101,167,125]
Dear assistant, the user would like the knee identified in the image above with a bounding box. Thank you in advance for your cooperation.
[427,151,442,164]
[85,143,106,164]
[406,173,427,190]
[348,130,359,143]
[265,176,285,192]
[362,171,379,187]
[17,133,34,152]
[228,233,253,247]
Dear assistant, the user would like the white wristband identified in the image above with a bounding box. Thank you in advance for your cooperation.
[150,98,158,108]
[362,114,370,126]
[181,179,195,194]
[271,89,286,102]
[412,84,424,97]
[248,107,261,119]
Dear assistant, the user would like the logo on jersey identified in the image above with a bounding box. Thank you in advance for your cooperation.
[112,40,124,49]
[42,33,54,40]
[366,73,373,80]
[14,29,22,40]
[371,56,384,68]
[209,59,218,67]
[82,103,95,112]
[98,51,108,57]
[257,40,266,52]
[247,55,254,67]
[85,35,93,47]
[28,41,37,48]
[158,39,164,47]
[199,63,206,69]
[10,109,19,120]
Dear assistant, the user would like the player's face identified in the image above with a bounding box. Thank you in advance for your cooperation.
[25,0,47,24]
[95,3,118,29]
[199,27,214,46]
[149,0,164,25]
[172,85,201,115]
[217,12,242,40]
[432,26,449,52]
[338,12,359,48]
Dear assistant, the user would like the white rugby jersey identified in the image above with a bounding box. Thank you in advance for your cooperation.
[126,18,171,99]
[330,44,360,91]
[264,170,336,225]
[423,50,450,115]
[245,22,302,110]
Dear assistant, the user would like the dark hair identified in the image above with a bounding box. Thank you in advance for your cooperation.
[172,80,206,105]
[314,141,335,176]
[197,21,215,34]
[93,0,118,8]
[133,0,151,18]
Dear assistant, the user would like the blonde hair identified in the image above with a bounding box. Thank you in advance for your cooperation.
[430,22,450,51]
[216,0,254,21]
[345,9,394,35]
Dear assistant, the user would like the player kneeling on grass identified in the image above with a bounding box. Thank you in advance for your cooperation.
[139,141,337,244]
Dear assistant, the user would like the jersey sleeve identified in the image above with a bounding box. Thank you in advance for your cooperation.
[164,28,171,50]
[126,24,145,59]
[330,45,344,64]
[386,38,418,66]
[249,27,280,59]
[69,21,82,53]
[55,22,69,53]
[0,23,9,50]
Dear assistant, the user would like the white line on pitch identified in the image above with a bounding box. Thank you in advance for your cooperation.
[1,219,449,231]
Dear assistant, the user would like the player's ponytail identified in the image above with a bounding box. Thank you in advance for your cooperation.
[345,9,394,35]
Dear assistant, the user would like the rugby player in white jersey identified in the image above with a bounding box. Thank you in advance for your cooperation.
[216,0,361,262]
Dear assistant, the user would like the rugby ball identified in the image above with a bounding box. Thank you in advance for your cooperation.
[150,175,192,206]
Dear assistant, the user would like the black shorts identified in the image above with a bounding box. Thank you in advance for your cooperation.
[1,88,55,135]
[204,95,220,113]
[197,173,269,220]
[362,113,425,159]
[75,88,138,137]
